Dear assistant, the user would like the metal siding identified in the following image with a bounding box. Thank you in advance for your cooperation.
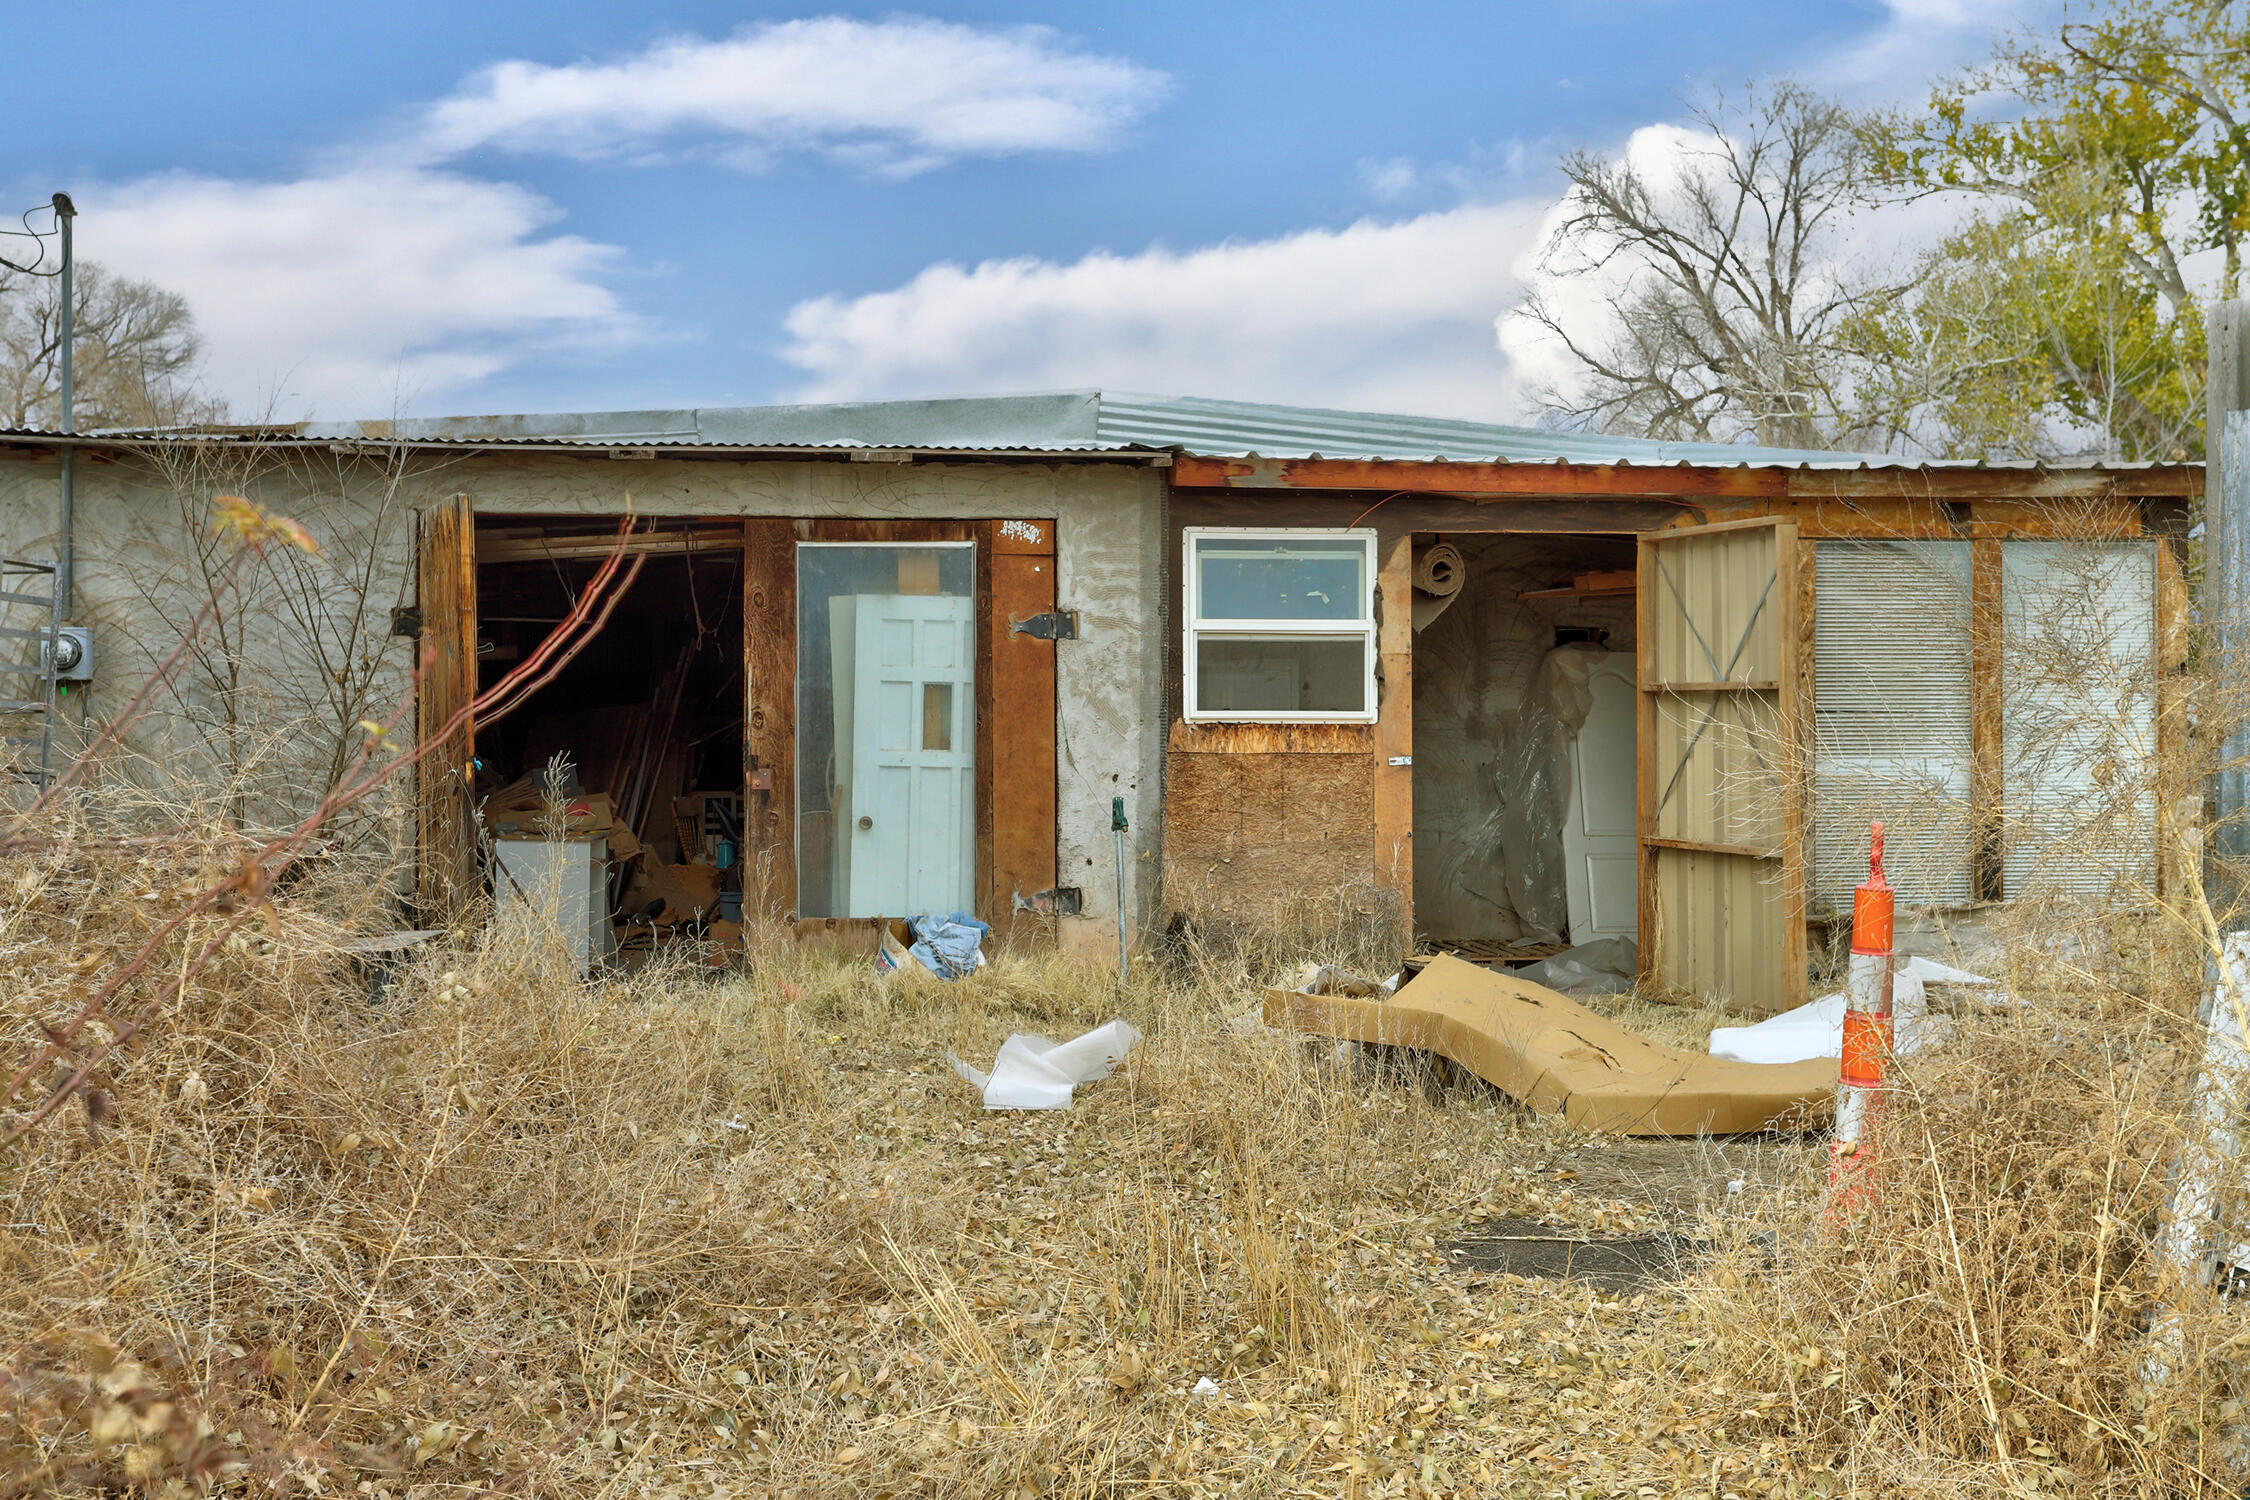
[1812,541,1975,909]
[1640,518,1807,1016]
[2001,540,2158,898]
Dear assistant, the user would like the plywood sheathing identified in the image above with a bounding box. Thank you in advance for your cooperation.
[1162,723,1377,928]
[1412,534,1637,945]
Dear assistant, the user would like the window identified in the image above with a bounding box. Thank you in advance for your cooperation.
[1183,530,1377,721]
[1812,541,1975,909]
[2000,539,2156,898]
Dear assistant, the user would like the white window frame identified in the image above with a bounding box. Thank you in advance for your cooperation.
[1182,527,1379,723]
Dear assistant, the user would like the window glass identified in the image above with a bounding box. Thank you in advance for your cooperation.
[1193,637,1368,714]
[1194,536,1366,621]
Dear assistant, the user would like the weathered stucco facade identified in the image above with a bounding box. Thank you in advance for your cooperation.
[0,438,1169,953]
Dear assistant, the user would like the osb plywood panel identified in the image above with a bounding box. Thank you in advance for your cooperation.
[1650,689,1786,848]
[1164,748,1377,921]
[1650,847,1793,1017]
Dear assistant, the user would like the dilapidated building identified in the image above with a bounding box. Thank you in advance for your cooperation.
[0,393,2199,1011]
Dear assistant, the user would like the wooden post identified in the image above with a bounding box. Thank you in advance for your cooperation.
[1373,528,1415,931]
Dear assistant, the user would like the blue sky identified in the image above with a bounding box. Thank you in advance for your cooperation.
[7,1,2032,424]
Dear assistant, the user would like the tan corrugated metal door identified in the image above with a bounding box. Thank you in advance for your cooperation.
[416,495,479,912]
[1638,517,1807,1016]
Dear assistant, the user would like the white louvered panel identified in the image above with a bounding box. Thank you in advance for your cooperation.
[2001,541,2157,899]
[1812,541,1976,909]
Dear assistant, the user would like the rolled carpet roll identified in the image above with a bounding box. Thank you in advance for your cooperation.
[1411,541,1465,631]
[1413,541,1464,597]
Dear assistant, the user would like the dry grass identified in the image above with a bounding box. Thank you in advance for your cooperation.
[1682,929,2250,1497]
[0,832,1823,1499]
[3,828,2246,1498]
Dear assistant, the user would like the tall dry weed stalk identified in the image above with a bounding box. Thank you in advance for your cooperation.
[1684,517,2250,1495]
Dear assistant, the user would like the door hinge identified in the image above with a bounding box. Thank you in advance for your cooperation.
[1009,610,1078,641]
[1013,885,1083,917]
[390,606,424,639]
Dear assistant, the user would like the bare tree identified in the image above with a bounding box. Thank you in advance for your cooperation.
[0,260,216,430]
[1516,81,1909,451]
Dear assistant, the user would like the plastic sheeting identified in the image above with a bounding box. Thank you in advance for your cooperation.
[1513,937,1639,996]
[909,912,989,979]
[949,1019,1143,1109]
[1707,956,1993,1065]
[1475,644,1607,945]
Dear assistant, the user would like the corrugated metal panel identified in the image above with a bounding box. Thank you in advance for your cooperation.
[0,390,2203,473]
[2001,540,2158,899]
[1812,541,1975,909]
[1094,392,1863,467]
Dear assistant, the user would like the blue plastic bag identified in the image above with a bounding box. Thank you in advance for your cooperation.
[908,911,988,980]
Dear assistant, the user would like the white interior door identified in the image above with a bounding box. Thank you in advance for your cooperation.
[840,592,975,917]
[1562,652,1639,944]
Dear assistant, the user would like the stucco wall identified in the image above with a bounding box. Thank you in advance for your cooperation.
[0,443,1167,946]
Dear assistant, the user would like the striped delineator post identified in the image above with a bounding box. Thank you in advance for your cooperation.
[1828,821,1894,1209]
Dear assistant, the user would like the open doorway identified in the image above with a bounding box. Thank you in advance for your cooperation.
[472,518,745,958]
[1411,533,1638,959]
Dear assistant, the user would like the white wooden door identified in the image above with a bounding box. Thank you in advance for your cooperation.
[1562,652,1639,944]
[840,593,976,917]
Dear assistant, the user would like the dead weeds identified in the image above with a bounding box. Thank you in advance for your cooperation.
[2,841,2242,1497]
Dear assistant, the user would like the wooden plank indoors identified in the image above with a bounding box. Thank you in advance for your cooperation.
[415,494,479,914]
[1637,517,1808,1016]
[983,519,1060,938]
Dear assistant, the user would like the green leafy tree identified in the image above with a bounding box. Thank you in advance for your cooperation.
[1867,0,2248,459]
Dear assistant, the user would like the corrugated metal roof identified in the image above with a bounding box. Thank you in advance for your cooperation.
[1090,392,1870,466]
[0,392,2199,472]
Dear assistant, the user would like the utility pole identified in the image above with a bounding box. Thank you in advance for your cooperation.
[52,192,74,620]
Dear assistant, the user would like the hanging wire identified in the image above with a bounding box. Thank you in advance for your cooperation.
[0,201,64,277]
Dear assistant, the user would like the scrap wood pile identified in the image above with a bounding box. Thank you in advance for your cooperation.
[480,768,744,954]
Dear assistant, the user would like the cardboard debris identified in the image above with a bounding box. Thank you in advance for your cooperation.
[1264,953,1836,1136]
[483,777,616,839]
[619,859,720,925]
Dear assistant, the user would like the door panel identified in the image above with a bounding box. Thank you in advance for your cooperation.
[842,591,976,916]
[1563,652,1638,943]
[1638,517,1807,1016]
[416,494,478,912]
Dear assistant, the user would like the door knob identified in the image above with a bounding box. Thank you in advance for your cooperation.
[858,815,873,830]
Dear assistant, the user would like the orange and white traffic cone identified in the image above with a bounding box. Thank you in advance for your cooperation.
[1828,821,1894,1213]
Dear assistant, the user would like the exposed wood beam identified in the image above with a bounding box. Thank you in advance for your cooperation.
[1169,453,2203,500]
[476,528,744,564]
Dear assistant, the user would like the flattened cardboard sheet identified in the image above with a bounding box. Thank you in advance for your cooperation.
[1265,954,1836,1136]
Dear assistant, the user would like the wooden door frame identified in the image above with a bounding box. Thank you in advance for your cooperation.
[415,494,479,915]
[743,517,1058,935]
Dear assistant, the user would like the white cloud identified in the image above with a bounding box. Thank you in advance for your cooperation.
[84,168,628,420]
[1811,0,2054,101]
[415,17,1166,177]
[779,203,1550,421]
